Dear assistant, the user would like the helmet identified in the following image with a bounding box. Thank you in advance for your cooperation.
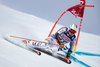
[69,24,77,32]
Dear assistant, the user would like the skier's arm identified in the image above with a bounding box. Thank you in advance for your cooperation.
[55,33,64,46]
[56,27,68,34]
[55,27,68,45]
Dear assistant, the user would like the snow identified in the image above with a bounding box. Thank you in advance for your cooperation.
[0,4,100,67]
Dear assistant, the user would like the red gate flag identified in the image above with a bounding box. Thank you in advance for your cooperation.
[68,4,84,18]
[68,0,85,18]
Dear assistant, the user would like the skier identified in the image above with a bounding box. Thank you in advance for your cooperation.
[44,24,77,60]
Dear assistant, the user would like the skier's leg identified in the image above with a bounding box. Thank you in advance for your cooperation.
[44,36,59,52]
[65,49,72,59]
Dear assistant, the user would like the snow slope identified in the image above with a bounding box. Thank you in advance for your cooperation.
[0,4,100,67]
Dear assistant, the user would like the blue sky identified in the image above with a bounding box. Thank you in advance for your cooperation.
[0,0,100,36]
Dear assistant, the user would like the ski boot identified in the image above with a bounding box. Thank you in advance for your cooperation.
[64,53,71,64]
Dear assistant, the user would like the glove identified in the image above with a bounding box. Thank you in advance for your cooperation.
[59,44,64,48]
[59,39,65,48]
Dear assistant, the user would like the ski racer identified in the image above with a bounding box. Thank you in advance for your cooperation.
[44,24,77,60]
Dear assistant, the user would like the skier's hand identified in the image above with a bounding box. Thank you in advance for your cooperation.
[58,39,64,48]
[59,44,65,48]
[59,42,65,48]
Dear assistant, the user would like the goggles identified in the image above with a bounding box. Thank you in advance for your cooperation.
[69,29,76,34]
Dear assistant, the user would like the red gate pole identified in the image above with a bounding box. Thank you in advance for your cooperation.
[48,10,68,37]
[73,17,83,52]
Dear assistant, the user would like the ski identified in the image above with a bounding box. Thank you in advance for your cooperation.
[23,40,41,55]
[32,48,41,55]
[3,36,41,56]
[57,53,71,64]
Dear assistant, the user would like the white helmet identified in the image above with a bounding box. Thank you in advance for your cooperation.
[69,24,77,32]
